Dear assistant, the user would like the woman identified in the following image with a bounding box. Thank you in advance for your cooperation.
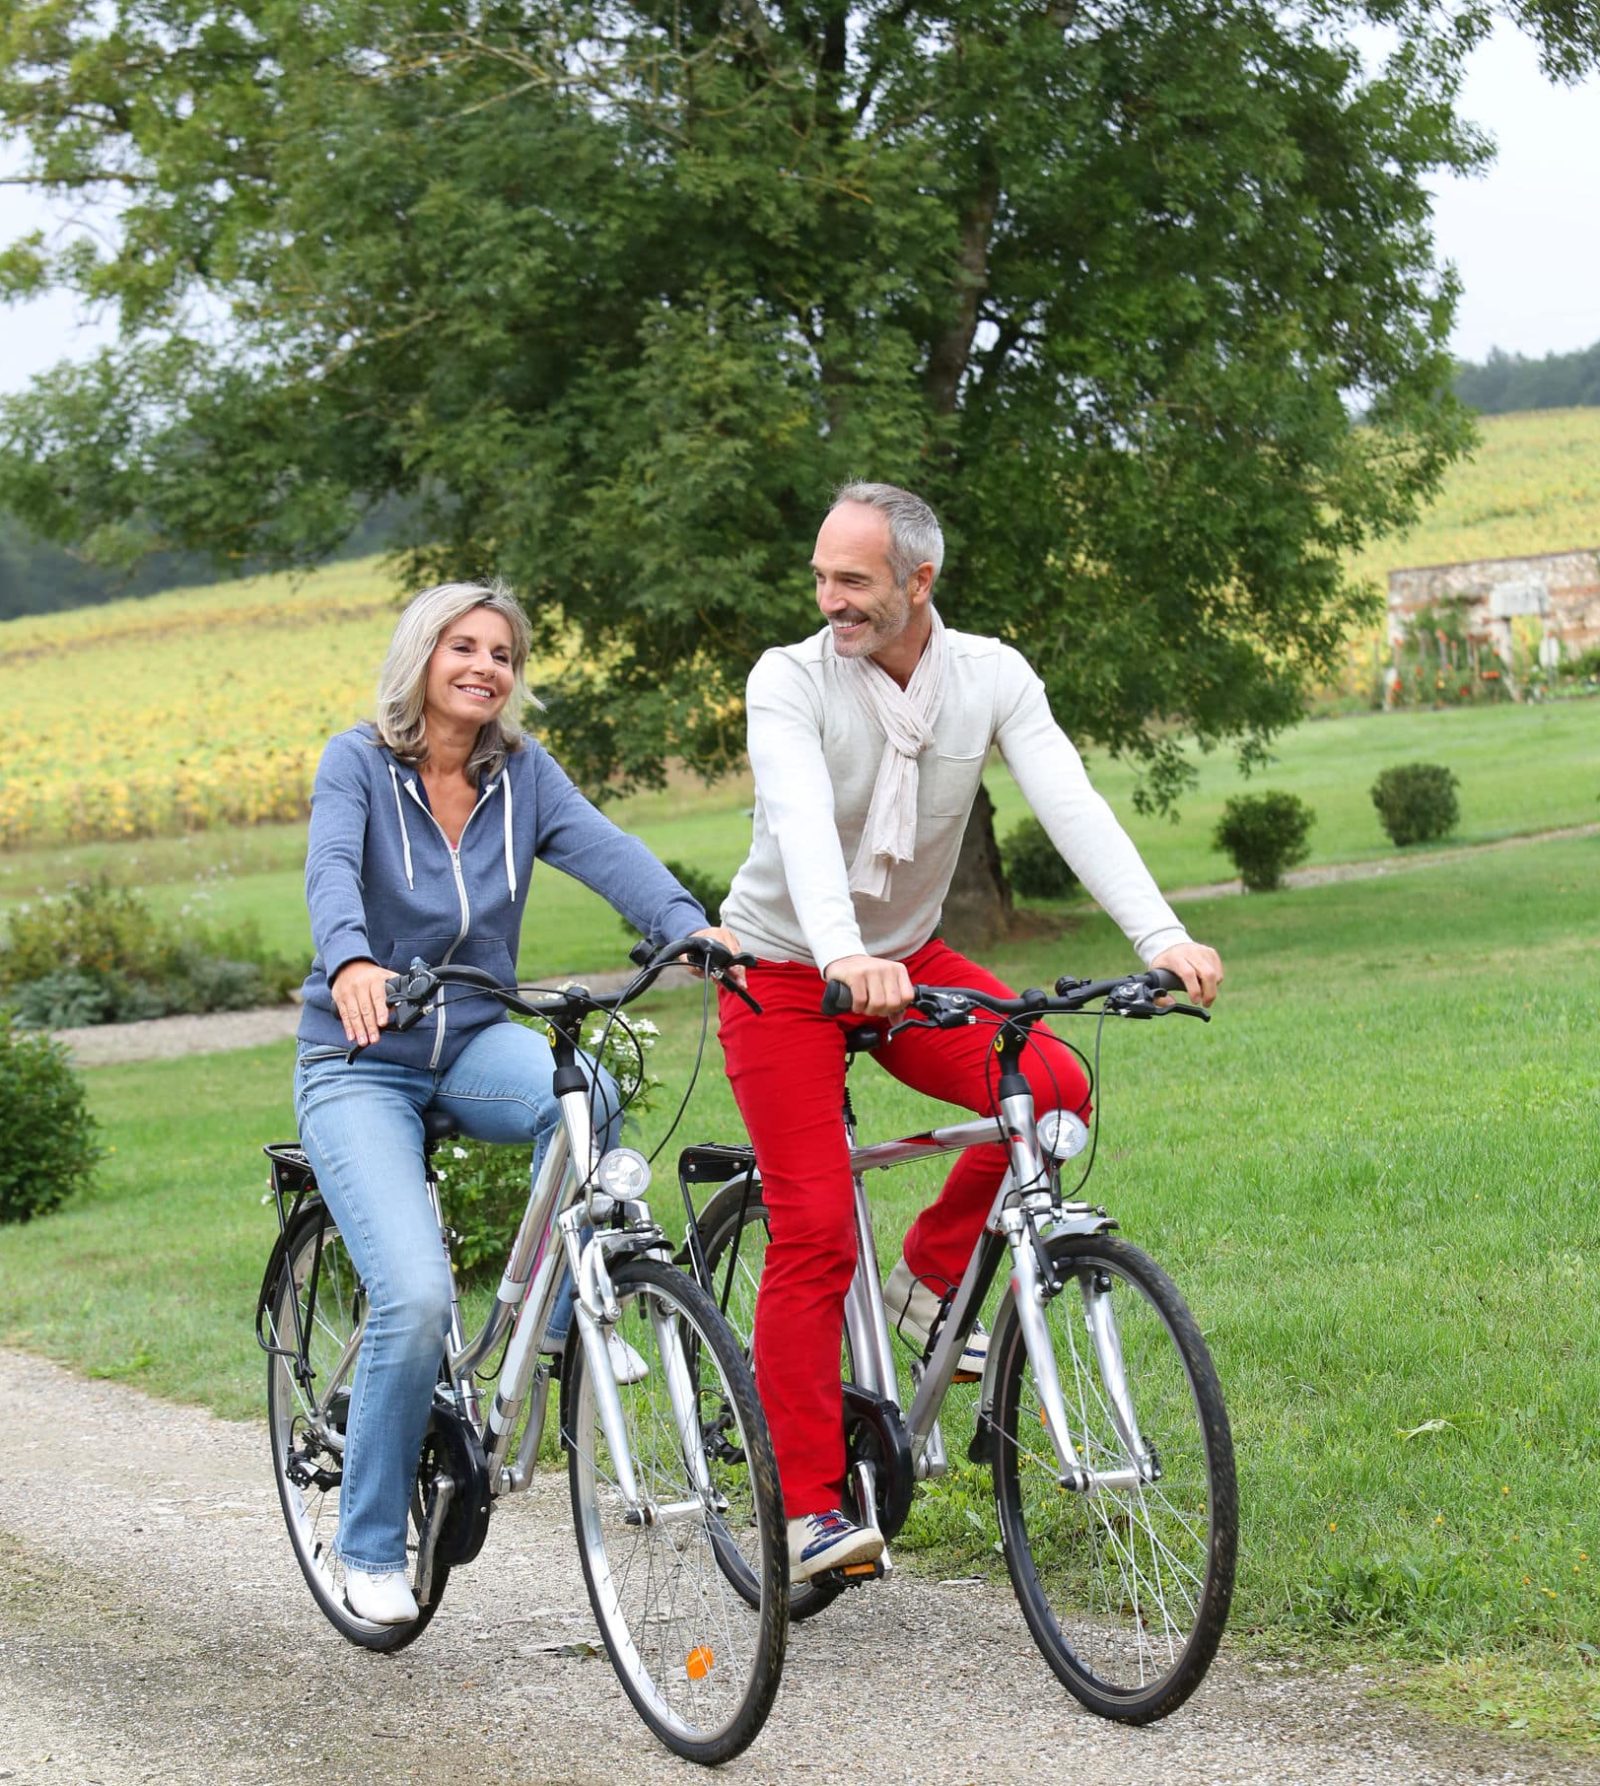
[294,580,737,1627]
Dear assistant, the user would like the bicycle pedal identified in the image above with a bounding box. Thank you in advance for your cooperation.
[814,1556,889,1589]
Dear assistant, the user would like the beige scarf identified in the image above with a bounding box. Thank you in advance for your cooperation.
[834,606,948,901]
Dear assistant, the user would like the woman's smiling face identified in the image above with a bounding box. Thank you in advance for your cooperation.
[422,605,516,733]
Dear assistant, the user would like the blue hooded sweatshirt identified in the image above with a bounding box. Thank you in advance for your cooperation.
[297,725,707,1071]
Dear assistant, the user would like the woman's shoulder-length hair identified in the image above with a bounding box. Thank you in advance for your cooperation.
[373,581,540,781]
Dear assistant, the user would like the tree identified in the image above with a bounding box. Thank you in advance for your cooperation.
[3,1,1595,935]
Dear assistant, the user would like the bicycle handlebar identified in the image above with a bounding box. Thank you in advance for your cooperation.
[386,934,761,1033]
[820,966,1209,1025]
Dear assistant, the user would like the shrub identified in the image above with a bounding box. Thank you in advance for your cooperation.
[0,1017,101,1223]
[1002,817,1079,900]
[1212,791,1315,893]
[1370,763,1460,848]
[0,877,299,1026]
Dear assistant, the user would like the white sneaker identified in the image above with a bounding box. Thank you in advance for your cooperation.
[606,1330,649,1385]
[343,1567,418,1625]
[788,1509,885,1583]
[883,1257,988,1382]
[545,1328,650,1385]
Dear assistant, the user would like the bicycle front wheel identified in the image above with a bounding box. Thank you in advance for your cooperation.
[264,1200,445,1652]
[564,1257,787,1765]
[990,1233,1236,1722]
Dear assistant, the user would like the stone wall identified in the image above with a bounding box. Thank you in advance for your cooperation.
[1387,548,1600,663]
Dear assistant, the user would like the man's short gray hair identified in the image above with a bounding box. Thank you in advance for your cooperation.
[831,481,945,587]
[374,580,538,779]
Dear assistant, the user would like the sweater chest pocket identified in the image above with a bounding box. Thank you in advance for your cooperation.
[921,749,987,817]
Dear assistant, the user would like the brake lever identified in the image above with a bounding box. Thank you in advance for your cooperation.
[716,968,763,1015]
[385,961,438,1033]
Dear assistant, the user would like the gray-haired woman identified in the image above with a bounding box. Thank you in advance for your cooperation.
[293,582,739,1626]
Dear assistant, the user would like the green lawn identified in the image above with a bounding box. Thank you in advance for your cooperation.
[2,835,1596,1743]
[2,699,1596,975]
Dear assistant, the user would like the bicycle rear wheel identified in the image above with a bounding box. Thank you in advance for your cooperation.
[693,1183,847,1622]
[989,1233,1235,1722]
[263,1200,445,1651]
[564,1256,787,1765]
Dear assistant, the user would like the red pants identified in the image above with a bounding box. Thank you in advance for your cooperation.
[717,937,1091,1517]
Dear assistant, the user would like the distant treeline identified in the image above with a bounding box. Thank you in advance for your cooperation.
[0,502,406,623]
[1453,341,1600,415]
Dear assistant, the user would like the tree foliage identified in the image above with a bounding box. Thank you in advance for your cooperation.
[2,0,1595,808]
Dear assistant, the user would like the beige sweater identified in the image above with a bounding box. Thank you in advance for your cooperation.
[722,625,1190,971]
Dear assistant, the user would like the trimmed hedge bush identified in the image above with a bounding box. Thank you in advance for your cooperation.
[0,1017,100,1223]
[1002,817,1079,900]
[1370,763,1460,848]
[1212,791,1315,893]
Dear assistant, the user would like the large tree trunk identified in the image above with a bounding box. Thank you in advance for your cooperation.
[941,783,1015,952]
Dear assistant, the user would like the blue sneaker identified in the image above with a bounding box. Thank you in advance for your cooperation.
[788,1509,884,1582]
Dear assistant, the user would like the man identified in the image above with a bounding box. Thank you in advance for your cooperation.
[719,482,1222,1582]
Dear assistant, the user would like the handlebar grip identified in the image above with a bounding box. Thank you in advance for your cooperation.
[628,937,655,968]
[821,979,854,1016]
[1146,968,1185,993]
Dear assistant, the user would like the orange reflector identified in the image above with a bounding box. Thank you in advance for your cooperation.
[841,1563,877,1577]
[685,1645,715,1680]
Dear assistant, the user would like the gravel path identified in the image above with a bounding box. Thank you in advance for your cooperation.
[0,1352,1592,1786]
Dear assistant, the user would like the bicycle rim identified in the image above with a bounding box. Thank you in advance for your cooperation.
[991,1233,1236,1722]
[695,1189,846,1622]
[565,1257,787,1765]
[264,1204,442,1651]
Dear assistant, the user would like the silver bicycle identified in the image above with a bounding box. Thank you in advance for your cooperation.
[680,966,1236,1724]
[255,937,787,1766]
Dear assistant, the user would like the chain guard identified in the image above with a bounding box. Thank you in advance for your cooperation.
[419,1400,492,1569]
[841,1385,914,1541]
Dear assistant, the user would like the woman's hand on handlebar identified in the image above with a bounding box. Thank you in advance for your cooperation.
[822,953,916,1018]
[331,959,393,1047]
[1149,940,1223,1008]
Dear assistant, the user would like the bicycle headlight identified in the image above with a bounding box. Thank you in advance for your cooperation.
[1036,1110,1090,1163]
[594,1146,652,1200]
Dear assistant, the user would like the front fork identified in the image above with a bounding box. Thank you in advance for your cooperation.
[1000,1210,1156,1491]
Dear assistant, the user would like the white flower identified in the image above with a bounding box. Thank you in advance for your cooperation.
[452,1145,469,1159]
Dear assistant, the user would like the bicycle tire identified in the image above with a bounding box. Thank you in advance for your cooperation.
[563,1256,788,1765]
[693,1183,847,1622]
[989,1232,1236,1722]
[264,1199,446,1652]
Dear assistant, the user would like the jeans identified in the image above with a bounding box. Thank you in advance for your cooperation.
[293,1020,620,1574]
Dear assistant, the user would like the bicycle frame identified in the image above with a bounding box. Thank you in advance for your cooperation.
[261,1008,689,1523]
[690,1036,1157,1517]
[848,1093,1159,1499]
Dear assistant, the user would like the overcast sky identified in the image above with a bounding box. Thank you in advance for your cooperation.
[1,19,1597,396]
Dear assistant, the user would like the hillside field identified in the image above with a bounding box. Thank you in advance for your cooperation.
[2,408,1598,859]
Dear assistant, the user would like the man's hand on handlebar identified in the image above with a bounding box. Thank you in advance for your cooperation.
[1149,940,1223,1008]
[821,953,916,1019]
[331,959,393,1047]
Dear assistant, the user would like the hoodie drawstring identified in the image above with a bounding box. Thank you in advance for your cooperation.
[502,773,517,899]
[388,764,416,890]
